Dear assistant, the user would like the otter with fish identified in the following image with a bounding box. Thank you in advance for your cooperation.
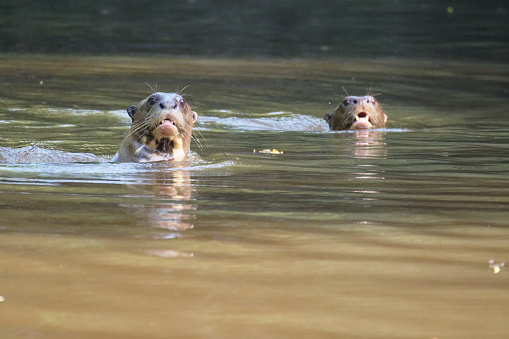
[325,95,388,130]
[112,92,198,162]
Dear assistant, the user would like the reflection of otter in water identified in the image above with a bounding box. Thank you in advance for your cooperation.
[145,169,196,232]
[351,130,387,160]
[349,130,387,204]
[325,95,387,130]
[127,169,196,258]
[124,169,196,232]
[112,92,198,162]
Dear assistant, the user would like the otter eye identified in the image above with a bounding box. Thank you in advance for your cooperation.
[147,96,157,106]
[179,97,186,107]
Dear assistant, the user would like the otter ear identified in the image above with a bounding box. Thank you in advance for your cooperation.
[127,105,137,120]
[192,111,198,124]
[324,113,332,125]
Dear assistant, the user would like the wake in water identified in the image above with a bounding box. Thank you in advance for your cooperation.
[197,111,329,132]
[0,146,107,164]
[196,110,407,133]
[0,109,405,165]
[0,145,233,183]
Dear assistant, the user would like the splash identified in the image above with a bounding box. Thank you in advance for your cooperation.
[0,146,106,164]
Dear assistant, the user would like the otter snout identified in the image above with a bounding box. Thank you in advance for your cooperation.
[159,99,178,110]
[352,111,373,129]
[326,94,388,130]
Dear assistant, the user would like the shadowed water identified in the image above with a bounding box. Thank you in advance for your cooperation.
[0,55,508,338]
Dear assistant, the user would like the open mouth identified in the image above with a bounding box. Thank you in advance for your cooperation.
[355,112,369,121]
[159,118,176,126]
[155,118,180,140]
[352,112,373,129]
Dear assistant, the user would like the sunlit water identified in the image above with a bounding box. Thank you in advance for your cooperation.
[0,55,508,338]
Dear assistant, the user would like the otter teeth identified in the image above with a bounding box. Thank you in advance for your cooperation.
[159,119,176,125]
[355,112,370,121]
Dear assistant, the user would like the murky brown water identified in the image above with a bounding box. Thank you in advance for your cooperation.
[1,55,508,338]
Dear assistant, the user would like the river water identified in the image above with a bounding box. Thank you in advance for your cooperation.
[0,55,508,338]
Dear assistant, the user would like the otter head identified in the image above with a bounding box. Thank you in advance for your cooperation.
[325,95,387,130]
[127,92,198,160]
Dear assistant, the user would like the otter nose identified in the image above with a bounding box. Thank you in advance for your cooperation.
[365,96,376,104]
[159,100,178,110]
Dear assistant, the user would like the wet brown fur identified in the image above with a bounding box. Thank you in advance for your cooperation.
[113,92,198,162]
[325,94,388,130]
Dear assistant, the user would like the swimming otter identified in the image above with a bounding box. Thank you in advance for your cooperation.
[112,92,198,162]
[325,95,387,130]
